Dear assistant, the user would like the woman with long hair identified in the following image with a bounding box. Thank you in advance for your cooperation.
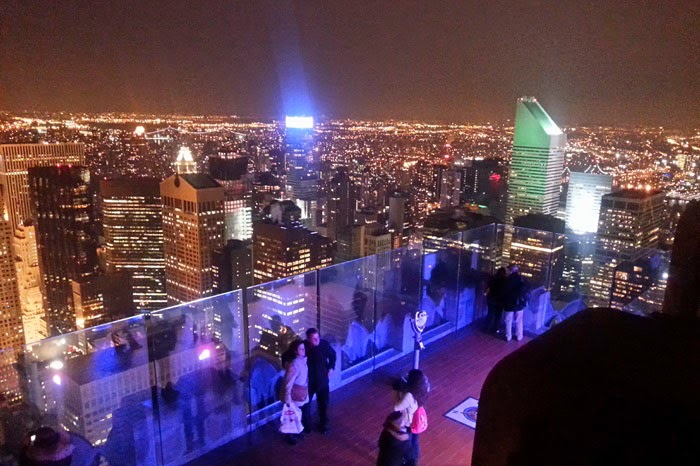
[393,369,430,466]
[281,339,309,445]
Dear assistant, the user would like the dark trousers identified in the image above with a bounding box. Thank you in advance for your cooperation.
[308,384,330,429]
[404,432,420,466]
[486,302,503,333]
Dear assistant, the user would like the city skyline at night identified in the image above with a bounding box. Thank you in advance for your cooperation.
[0,3,697,465]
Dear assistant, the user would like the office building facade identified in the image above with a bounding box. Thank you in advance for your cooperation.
[161,174,225,304]
[29,166,99,335]
[590,189,666,306]
[505,97,566,224]
[101,178,166,312]
[565,171,613,235]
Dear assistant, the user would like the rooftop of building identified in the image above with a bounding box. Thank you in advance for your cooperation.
[423,208,498,232]
[178,173,222,189]
[517,96,563,136]
[100,177,161,197]
[604,188,665,199]
[513,213,565,233]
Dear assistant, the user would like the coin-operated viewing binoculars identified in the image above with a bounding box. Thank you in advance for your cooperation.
[411,310,428,369]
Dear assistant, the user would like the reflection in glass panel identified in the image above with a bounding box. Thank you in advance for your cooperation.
[459,225,499,325]
[149,292,247,464]
[245,272,316,414]
[22,315,155,465]
[374,245,422,360]
[318,256,376,373]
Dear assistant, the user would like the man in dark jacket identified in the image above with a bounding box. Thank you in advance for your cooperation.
[303,328,337,433]
[503,264,529,341]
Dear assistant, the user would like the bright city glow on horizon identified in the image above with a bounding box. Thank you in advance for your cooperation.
[285,115,314,129]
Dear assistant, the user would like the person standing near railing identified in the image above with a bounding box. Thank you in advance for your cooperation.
[485,267,508,335]
[303,328,337,434]
[503,264,529,341]
[280,340,309,445]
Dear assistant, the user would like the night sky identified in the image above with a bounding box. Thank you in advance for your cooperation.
[1,0,698,126]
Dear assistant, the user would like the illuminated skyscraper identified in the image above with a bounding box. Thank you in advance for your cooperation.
[252,172,283,214]
[327,169,356,245]
[505,97,566,224]
[29,166,98,335]
[0,144,85,340]
[253,200,332,283]
[71,271,134,329]
[662,192,700,248]
[590,189,665,307]
[433,165,462,209]
[511,214,565,290]
[209,154,253,241]
[212,239,252,292]
[0,143,85,230]
[284,116,319,220]
[101,178,166,312]
[0,218,24,403]
[609,254,665,311]
[13,223,47,344]
[161,174,225,304]
[565,170,613,235]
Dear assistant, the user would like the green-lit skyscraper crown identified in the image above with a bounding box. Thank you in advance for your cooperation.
[506,97,566,224]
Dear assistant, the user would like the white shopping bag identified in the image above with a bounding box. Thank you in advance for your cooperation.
[279,403,304,434]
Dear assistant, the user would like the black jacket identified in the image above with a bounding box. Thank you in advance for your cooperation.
[304,339,337,388]
[503,272,529,312]
[377,429,411,466]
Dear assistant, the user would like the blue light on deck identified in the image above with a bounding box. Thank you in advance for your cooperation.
[285,116,314,129]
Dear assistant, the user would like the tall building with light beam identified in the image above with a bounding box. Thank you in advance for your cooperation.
[505,97,566,224]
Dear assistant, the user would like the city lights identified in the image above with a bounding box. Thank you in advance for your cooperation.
[198,348,211,361]
[49,360,64,370]
[0,2,696,463]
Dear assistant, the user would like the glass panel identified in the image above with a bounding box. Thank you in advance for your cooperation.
[505,226,564,334]
[245,272,317,420]
[615,250,669,316]
[318,256,376,378]
[374,244,422,360]
[148,291,247,465]
[458,225,499,326]
[422,231,462,332]
[21,315,155,466]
